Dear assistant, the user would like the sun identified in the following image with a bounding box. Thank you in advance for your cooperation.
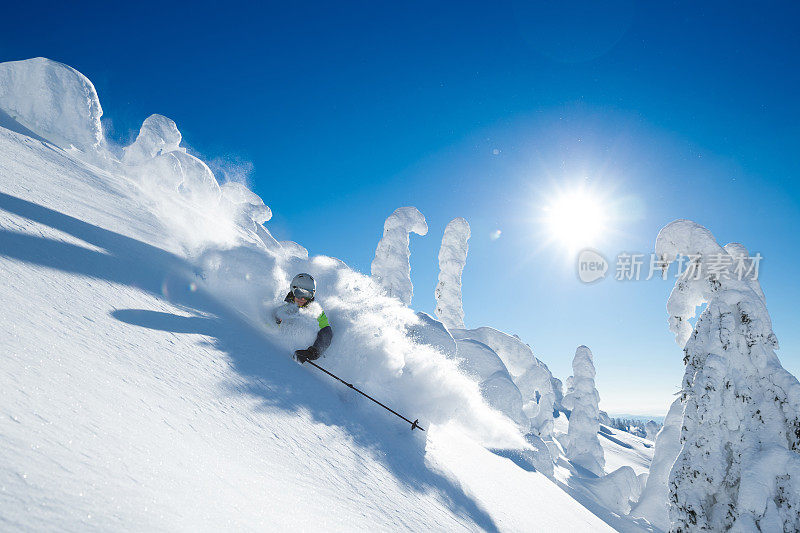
[542,186,608,250]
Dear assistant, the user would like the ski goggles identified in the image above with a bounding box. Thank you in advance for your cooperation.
[292,287,314,300]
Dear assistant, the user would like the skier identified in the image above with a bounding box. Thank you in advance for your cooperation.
[272,273,332,363]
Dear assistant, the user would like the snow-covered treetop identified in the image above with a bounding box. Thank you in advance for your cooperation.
[655,219,777,349]
[451,326,536,379]
[370,207,428,305]
[122,114,184,165]
[435,217,470,329]
[0,57,103,151]
[382,206,429,235]
[572,345,596,380]
[221,182,272,225]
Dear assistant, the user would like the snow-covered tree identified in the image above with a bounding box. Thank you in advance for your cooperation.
[0,57,103,152]
[645,420,660,441]
[561,346,605,476]
[370,207,428,305]
[563,375,575,413]
[435,217,470,329]
[516,362,557,438]
[551,376,564,411]
[655,219,800,532]
[122,114,183,165]
[122,113,221,208]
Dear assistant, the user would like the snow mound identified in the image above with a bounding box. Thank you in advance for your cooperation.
[435,217,470,329]
[122,114,226,212]
[118,115,287,254]
[516,363,557,438]
[452,327,557,437]
[0,57,103,151]
[407,312,457,357]
[454,339,528,430]
[123,114,220,207]
[371,207,428,305]
[278,240,308,260]
[451,326,536,378]
[582,466,641,514]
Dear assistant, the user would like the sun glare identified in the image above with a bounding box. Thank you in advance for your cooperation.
[542,187,608,250]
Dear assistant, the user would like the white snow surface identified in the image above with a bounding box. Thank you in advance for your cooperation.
[553,415,655,479]
[551,414,655,532]
[0,57,631,531]
[435,217,470,329]
[370,206,428,305]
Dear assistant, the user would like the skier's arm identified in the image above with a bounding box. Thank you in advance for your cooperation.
[311,312,333,354]
[271,303,285,324]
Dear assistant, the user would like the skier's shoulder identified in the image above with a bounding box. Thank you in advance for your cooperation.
[304,300,322,316]
[305,301,330,329]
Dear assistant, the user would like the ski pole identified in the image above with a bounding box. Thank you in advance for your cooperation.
[304,360,424,432]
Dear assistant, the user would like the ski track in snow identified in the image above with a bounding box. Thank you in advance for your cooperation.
[0,126,639,531]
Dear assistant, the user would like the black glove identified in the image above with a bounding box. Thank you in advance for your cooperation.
[293,346,319,364]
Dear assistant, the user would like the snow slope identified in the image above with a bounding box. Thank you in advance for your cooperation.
[553,414,654,476]
[0,58,627,531]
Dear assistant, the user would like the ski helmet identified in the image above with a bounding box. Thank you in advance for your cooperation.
[290,273,316,301]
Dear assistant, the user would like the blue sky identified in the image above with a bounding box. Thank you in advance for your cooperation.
[3,1,798,413]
